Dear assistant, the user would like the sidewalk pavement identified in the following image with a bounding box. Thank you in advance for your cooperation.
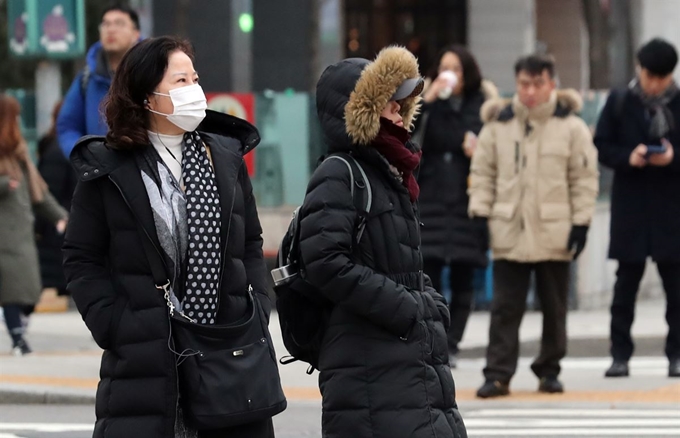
[0,299,678,405]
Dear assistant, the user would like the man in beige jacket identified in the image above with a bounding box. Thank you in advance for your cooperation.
[469,54,599,398]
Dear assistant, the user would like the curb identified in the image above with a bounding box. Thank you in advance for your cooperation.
[0,389,95,405]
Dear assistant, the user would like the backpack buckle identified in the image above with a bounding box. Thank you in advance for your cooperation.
[271,263,299,287]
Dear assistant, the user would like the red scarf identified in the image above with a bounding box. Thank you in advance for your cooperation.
[371,117,422,202]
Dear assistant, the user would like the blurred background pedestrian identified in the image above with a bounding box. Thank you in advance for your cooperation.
[594,37,680,379]
[414,45,497,367]
[35,101,77,297]
[0,94,68,356]
[56,3,141,157]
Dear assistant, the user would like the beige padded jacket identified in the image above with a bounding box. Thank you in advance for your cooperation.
[468,89,599,262]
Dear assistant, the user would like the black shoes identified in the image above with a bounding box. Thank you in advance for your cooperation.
[604,359,680,377]
[476,380,510,398]
[11,338,32,356]
[670,359,680,378]
[605,361,630,378]
[538,376,564,394]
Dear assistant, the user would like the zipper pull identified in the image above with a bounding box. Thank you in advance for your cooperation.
[178,312,197,323]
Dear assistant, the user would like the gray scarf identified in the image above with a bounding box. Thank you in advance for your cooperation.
[137,132,222,324]
[137,146,188,313]
[631,79,679,139]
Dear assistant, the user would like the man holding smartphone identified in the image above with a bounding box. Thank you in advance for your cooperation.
[594,38,680,378]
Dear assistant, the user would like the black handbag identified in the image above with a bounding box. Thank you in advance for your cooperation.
[139,229,287,430]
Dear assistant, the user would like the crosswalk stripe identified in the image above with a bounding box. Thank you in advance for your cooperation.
[464,419,680,427]
[458,357,669,369]
[0,424,92,432]
[464,409,680,436]
[466,409,680,417]
[468,428,680,436]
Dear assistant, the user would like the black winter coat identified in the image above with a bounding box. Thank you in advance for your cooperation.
[416,93,488,266]
[594,88,680,262]
[36,136,77,292]
[301,57,467,438]
[63,111,272,438]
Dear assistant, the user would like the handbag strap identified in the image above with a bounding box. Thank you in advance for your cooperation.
[134,222,185,318]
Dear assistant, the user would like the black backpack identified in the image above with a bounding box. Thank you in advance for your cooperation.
[271,153,372,373]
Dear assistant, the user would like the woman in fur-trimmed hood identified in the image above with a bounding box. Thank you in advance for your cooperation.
[298,46,468,438]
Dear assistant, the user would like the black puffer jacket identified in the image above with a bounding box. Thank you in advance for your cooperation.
[300,49,467,438]
[63,111,272,438]
[416,87,494,266]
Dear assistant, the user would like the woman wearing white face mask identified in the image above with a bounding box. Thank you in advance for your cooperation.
[63,36,283,438]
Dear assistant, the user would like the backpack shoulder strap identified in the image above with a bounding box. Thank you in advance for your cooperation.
[324,153,372,244]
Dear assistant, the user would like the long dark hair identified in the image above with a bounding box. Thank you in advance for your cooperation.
[103,36,194,149]
[428,45,483,98]
[0,94,22,158]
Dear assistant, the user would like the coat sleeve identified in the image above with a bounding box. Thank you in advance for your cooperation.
[0,175,9,198]
[593,91,634,171]
[240,163,271,319]
[57,74,87,158]
[569,118,600,225]
[299,160,420,338]
[468,123,497,218]
[423,275,450,331]
[63,179,118,350]
[33,189,68,224]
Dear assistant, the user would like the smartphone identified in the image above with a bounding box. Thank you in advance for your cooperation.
[646,145,667,157]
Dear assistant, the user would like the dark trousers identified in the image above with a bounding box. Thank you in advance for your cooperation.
[610,261,680,361]
[2,304,35,345]
[423,259,475,354]
[197,418,274,438]
[483,260,570,382]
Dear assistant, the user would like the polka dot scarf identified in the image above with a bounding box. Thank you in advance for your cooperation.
[182,132,222,324]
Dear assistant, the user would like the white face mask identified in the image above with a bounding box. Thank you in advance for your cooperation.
[149,83,207,132]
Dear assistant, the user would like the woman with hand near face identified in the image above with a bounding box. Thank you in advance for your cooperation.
[415,45,498,367]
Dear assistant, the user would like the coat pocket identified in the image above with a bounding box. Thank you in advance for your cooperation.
[539,203,572,250]
[489,202,520,250]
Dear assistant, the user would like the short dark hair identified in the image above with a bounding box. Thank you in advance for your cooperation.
[103,36,194,149]
[430,45,483,98]
[637,38,678,76]
[514,54,556,78]
[101,3,140,30]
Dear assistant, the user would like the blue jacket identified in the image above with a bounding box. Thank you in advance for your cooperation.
[57,42,111,157]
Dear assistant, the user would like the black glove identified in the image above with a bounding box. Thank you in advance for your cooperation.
[473,216,489,249]
[567,225,589,260]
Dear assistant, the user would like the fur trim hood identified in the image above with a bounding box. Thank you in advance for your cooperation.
[315,46,422,152]
[481,88,583,123]
[344,46,422,145]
